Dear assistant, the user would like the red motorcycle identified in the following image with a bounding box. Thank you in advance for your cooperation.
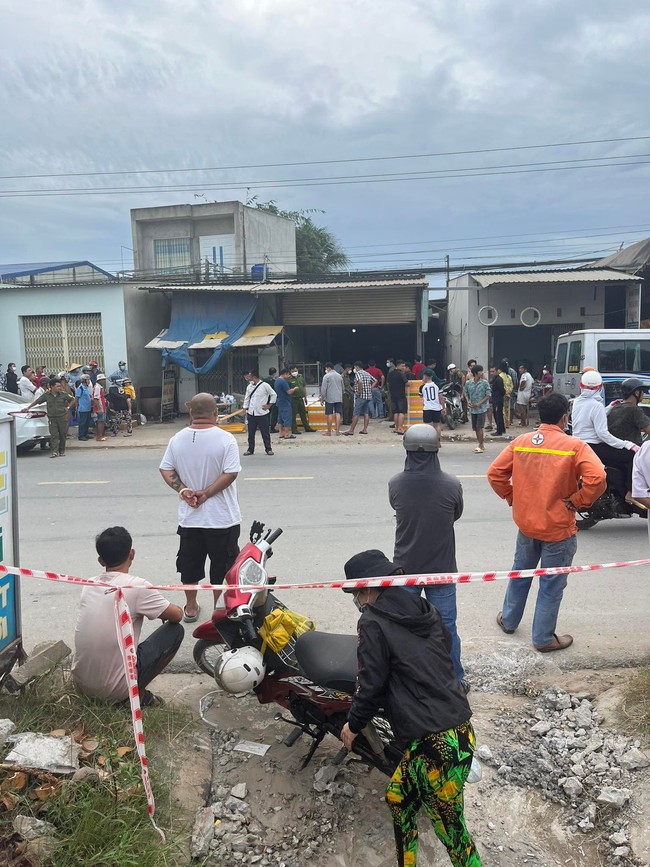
[193,522,402,773]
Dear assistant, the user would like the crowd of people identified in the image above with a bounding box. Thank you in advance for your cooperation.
[1,359,136,456]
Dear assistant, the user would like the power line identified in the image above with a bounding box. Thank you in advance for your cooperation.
[2,156,649,199]
[3,134,650,180]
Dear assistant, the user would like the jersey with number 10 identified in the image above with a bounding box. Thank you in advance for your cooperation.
[420,382,441,411]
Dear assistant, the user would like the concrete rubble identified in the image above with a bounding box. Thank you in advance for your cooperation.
[4,731,81,774]
[481,688,650,866]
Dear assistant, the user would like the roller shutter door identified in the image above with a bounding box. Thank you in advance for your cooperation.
[281,287,419,325]
[22,313,105,373]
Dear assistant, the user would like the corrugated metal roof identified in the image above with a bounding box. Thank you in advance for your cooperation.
[231,325,283,347]
[473,269,637,288]
[139,277,428,294]
[144,329,187,350]
[0,260,116,280]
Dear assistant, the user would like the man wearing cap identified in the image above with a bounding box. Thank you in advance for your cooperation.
[340,550,481,867]
[88,361,99,386]
[110,360,129,383]
[75,374,93,441]
[93,374,108,441]
[388,424,466,689]
[288,366,316,434]
[26,378,76,457]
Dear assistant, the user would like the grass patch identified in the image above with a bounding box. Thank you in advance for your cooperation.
[0,669,199,866]
[623,666,650,736]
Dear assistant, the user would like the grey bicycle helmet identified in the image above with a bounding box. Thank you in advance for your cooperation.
[403,424,440,452]
[621,377,645,399]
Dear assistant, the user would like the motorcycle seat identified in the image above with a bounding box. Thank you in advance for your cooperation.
[295,630,358,692]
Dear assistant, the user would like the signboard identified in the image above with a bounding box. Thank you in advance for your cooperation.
[0,418,20,655]
[161,369,176,422]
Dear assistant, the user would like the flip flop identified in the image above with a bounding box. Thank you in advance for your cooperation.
[183,605,201,623]
[359,431,368,434]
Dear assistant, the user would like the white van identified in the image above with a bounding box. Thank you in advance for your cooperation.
[553,329,650,401]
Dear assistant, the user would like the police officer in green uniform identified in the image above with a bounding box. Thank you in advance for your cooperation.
[289,366,316,434]
[264,367,279,432]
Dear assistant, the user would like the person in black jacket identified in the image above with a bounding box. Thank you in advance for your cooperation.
[488,364,506,436]
[5,363,19,395]
[340,550,482,867]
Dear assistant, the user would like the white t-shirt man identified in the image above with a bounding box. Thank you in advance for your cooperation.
[72,573,169,701]
[420,381,442,411]
[632,443,650,542]
[159,426,242,528]
[517,371,534,405]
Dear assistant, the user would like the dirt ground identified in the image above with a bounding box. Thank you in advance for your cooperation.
[154,664,649,867]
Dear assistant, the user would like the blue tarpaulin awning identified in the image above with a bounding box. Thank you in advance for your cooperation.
[154,292,257,374]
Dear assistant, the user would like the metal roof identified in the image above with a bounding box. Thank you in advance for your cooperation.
[0,260,116,280]
[139,277,428,294]
[473,269,638,288]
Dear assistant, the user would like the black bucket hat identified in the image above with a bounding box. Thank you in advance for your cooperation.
[343,549,400,592]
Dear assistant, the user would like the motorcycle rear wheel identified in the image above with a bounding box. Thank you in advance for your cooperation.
[193,639,228,676]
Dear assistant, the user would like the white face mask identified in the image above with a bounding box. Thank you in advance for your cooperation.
[353,597,364,612]
[291,371,298,377]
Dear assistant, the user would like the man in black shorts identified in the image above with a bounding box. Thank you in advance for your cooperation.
[159,393,242,623]
[387,360,409,435]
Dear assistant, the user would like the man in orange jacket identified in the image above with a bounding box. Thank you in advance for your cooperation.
[487,393,606,653]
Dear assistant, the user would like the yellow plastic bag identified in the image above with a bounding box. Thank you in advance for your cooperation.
[258,608,315,655]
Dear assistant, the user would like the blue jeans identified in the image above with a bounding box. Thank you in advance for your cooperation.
[371,387,384,419]
[403,584,464,682]
[501,532,578,647]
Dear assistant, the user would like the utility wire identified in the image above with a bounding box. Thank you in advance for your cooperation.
[2,134,650,180]
[2,157,649,199]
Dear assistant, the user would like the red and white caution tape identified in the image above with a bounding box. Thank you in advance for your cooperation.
[113,587,165,841]
[1,554,649,837]
[2,557,650,595]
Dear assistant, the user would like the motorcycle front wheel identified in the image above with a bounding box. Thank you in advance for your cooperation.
[445,413,456,430]
[193,639,228,676]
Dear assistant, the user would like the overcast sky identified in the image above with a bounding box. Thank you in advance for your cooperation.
[2,0,650,276]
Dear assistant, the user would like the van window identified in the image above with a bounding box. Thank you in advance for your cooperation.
[567,341,582,373]
[555,343,568,374]
[598,340,650,373]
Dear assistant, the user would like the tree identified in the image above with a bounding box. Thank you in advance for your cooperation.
[250,198,349,277]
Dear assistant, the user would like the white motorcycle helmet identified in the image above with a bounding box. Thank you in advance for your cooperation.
[580,369,603,390]
[215,647,266,694]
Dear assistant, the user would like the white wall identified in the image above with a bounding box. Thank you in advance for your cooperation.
[243,207,297,275]
[447,277,609,367]
[0,283,127,373]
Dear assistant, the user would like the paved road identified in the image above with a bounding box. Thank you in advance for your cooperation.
[14,438,650,671]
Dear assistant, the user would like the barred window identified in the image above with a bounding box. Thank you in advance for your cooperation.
[153,238,192,273]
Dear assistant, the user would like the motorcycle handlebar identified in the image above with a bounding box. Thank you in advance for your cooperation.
[266,527,283,545]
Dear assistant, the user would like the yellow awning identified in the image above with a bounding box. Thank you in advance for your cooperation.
[188,330,229,350]
[231,325,283,348]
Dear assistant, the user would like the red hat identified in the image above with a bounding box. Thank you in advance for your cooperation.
[89,361,98,367]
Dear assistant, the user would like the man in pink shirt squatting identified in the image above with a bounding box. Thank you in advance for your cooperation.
[72,526,184,707]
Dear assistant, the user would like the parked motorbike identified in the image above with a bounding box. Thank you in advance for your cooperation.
[576,466,648,530]
[440,381,465,430]
[193,522,403,774]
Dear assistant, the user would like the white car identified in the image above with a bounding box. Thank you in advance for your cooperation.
[0,391,50,452]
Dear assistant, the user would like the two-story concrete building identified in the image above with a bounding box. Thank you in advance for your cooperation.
[130,202,297,280]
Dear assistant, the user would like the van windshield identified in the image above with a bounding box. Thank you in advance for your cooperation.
[598,340,650,373]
